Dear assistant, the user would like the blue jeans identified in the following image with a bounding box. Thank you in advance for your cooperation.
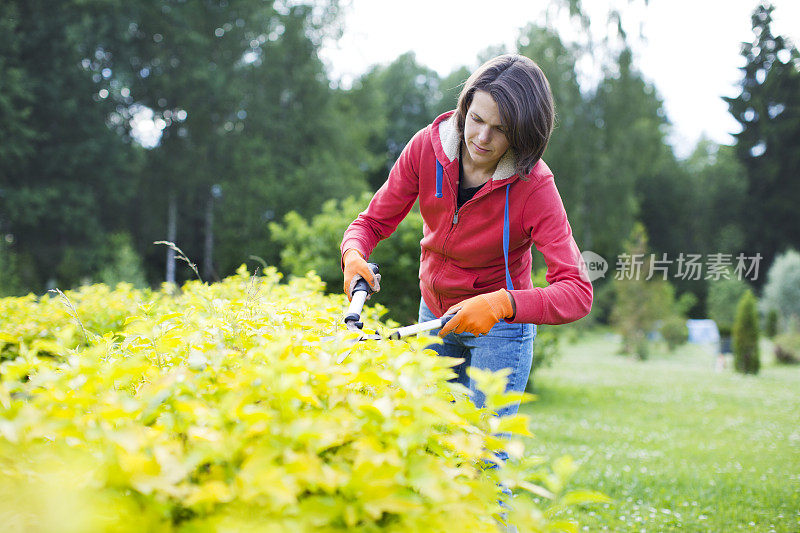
[418,298,536,419]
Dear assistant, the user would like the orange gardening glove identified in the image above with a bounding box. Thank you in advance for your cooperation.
[439,289,515,337]
[342,248,380,301]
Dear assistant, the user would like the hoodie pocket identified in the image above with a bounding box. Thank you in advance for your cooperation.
[435,260,480,298]
[471,266,508,292]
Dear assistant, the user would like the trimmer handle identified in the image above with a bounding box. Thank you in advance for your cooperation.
[439,313,454,329]
[344,263,379,326]
[348,263,380,299]
[387,312,456,340]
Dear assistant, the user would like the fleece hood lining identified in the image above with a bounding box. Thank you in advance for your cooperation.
[437,113,518,182]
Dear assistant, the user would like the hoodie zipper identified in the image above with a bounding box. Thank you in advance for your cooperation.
[434,177,491,293]
[452,179,492,225]
[431,157,504,302]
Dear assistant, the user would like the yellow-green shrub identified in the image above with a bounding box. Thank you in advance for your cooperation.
[0,266,605,531]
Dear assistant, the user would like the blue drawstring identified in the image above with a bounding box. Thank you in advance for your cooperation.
[435,160,443,198]
[503,184,514,291]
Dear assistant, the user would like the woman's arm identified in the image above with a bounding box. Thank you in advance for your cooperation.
[510,179,593,325]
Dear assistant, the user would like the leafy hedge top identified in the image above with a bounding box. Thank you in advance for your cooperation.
[0,267,604,532]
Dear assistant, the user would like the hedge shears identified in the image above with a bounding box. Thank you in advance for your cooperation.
[331,263,454,361]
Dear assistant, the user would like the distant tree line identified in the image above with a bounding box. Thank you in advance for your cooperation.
[1,1,797,326]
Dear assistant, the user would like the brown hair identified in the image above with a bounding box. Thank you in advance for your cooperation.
[453,54,554,177]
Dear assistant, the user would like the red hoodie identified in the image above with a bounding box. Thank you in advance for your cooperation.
[341,111,592,325]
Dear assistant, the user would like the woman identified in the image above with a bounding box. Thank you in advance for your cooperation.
[340,54,592,420]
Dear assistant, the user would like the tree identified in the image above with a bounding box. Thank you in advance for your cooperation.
[733,290,760,374]
[431,65,471,118]
[348,53,441,190]
[0,0,142,291]
[0,3,35,295]
[0,3,34,183]
[86,1,287,281]
[517,23,682,269]
[610,223,675,359]
[636,140,749,318]
[0,240,25,297]
[707,275,750,338]
[98,233,148,289]
[724,3,800,281]
[81,0,354,281]
[211,3,369,273]
[764,309,778,338]
[591,48,678,261]
[269,193,424,323]
[761,249,800,332]
[516,25,594,257]
[683,141,747,256]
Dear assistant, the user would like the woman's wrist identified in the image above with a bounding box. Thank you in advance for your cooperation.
[342,248,364,268]
[504,289,517,320]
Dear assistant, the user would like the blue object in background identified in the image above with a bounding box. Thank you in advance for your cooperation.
[686,319,720,344]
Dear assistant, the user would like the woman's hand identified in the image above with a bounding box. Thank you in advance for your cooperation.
[342,249,380,301]
[439,289,515,337]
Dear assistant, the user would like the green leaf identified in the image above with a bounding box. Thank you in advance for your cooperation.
[489,414,534,437]
[546,519,579,533]
[155,312,183,325]
[560,489,613,506]
[552,455,578,483]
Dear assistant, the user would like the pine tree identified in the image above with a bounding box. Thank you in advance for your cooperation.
[733,290,761,374]
[724,3,800,281]
[765,309,778,338]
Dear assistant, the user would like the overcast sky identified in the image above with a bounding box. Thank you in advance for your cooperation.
[319,0,800,158]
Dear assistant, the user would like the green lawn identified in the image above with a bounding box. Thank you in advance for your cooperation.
[519,330,800,532]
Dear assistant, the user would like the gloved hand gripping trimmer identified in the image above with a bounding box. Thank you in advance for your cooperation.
[342,262,383,341]
[343,262,455,343]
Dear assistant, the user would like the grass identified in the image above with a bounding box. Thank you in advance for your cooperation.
[519,329,800,532]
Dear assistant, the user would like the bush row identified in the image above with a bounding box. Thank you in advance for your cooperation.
[0,267,604,531]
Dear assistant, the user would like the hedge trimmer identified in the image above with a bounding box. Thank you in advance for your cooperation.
[329,262,454,361]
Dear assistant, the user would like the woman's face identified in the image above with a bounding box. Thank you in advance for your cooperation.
[463,90,510,170]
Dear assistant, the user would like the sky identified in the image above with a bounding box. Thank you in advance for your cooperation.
[319,0,800,158]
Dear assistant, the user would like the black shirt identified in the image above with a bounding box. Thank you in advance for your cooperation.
[457,155,484,208]
[458,182,484,208]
